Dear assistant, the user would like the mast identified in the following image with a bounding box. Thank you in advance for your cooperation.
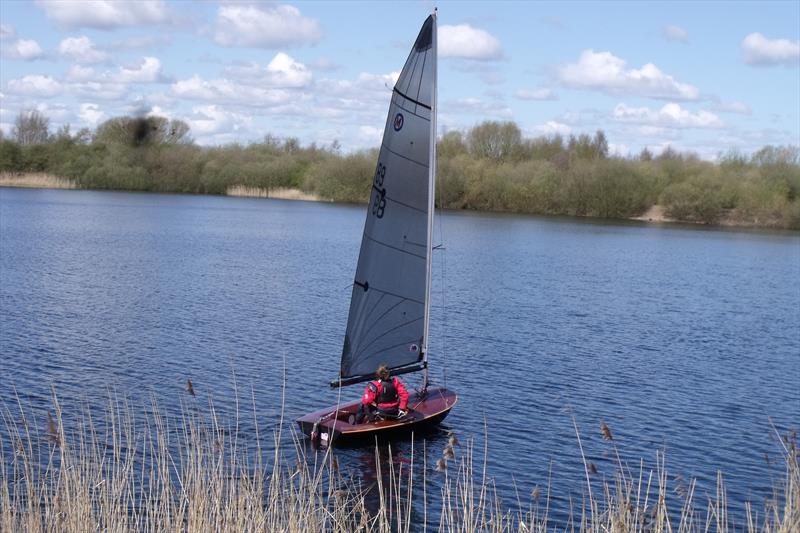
[421,9,437,391]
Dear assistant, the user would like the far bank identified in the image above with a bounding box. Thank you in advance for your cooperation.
[2,172,796,231]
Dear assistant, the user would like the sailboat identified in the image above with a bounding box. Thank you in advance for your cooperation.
[297,11,457,447]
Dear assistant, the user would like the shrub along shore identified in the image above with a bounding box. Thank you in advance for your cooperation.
[2,112,798,229]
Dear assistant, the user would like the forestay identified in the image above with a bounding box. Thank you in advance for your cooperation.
[337,15,436,385]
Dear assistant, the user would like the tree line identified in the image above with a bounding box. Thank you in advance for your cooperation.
[1,109,798,229]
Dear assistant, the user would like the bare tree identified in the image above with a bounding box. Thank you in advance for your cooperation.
[95,116,193,146]
[12,109,50,145]
[467,121,522,161]
[592,130,609,159]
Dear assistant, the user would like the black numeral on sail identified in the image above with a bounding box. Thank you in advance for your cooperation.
[372,163,387,219]
[374,163,386,187]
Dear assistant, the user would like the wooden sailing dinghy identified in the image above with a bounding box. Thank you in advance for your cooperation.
[297,12,457,447]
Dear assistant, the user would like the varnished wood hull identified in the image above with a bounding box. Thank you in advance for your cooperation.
[297,386,457,446]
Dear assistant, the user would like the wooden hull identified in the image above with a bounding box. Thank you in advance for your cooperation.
[297,386,457,447]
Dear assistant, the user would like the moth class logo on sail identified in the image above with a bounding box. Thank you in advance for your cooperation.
[393,113,404,131]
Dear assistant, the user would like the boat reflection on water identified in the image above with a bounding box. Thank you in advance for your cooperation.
[338,426,454,527]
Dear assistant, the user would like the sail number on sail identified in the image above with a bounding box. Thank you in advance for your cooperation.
[372,162,387,219]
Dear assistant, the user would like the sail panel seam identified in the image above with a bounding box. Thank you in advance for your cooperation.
[381,143,428,169]
[415,49,428,103]
[352,281,424,306]
[391,96,431,120]
[354,317,425,360]
[401,51,421,96]
[385,195,426,214]
[357,296,406,348]
[364,233,426,260]
[392,87,432,110]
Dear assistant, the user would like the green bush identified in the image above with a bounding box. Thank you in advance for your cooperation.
[0,140,22,172]
[660,173,724,224]
[304,151,374,203]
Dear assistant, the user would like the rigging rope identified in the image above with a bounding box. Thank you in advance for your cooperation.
[436,173,448,390]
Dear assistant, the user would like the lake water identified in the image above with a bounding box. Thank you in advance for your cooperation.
[1,187,798,527]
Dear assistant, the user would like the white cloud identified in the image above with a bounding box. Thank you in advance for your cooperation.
[34,102,71,122]
[171,75,295,106]
[214,4,321,48]
[308,57,340,72]
[36,0,170,29]
[2,38,44,60]
[7,75,63,97]
[440,24,502,60]
[608,143,629,156]
[144,105,173,120]
[1,24,15,40]
[741,32,799,66]
[110,34,172,51]
[59,56,165,101]
[70,80,127,100]
[444,97,513,118]
[318,71,399,104]
[117,57,164,83]
[630,125,680,139]
[558,50,700,100]
[172,76,224,100]
[663,25,688,43]
[224,53,312,88]
[534,120,572,135]
[79,103,105,126]
[612,103,723,128]
[712,100,752,115]
[187,105,251,136]
[266,53,311,87]
[515,88,557,100]
[450,61,505,84]
[58,36,108,63]
[356,125,383,146]
[66,65,96,82]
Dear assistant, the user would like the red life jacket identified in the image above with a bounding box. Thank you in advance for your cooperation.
[363,377,409,410]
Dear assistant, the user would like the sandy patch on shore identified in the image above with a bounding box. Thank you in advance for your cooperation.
[226,185,323,202]
[0,172,77,189]
[630,205,674,223]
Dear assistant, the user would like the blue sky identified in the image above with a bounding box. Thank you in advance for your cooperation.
[1,0,798,159]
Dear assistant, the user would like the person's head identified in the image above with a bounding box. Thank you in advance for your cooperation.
[376,364,390,381]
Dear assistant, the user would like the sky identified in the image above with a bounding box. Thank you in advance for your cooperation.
[0,0,798,159]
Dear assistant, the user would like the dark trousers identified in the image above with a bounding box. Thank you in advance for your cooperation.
[356,403,399,423]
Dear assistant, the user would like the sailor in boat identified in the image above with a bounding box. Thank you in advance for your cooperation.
[355,364,410,424]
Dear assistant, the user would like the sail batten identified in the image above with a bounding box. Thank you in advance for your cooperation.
[337,14,436,384]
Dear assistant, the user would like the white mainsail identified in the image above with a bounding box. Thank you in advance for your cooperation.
[337,14,437,385]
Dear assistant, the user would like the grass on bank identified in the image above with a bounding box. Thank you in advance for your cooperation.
[1,392,798,532]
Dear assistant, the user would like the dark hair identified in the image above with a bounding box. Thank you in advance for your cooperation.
[376,364,390,380]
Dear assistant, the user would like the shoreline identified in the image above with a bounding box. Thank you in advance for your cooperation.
[2,173,795,231]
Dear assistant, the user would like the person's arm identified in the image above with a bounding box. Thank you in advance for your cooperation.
[395,378,409,411]
[362,382,378,405]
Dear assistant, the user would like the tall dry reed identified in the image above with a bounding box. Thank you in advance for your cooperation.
[1,392,797,532]
[0,172,77,189]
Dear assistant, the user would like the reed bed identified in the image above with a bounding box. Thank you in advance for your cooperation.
[1,393,797,533]
[0,172,77,189]
[226,185,322,202]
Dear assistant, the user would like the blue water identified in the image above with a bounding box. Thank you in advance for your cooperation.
[1,188,798,527]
